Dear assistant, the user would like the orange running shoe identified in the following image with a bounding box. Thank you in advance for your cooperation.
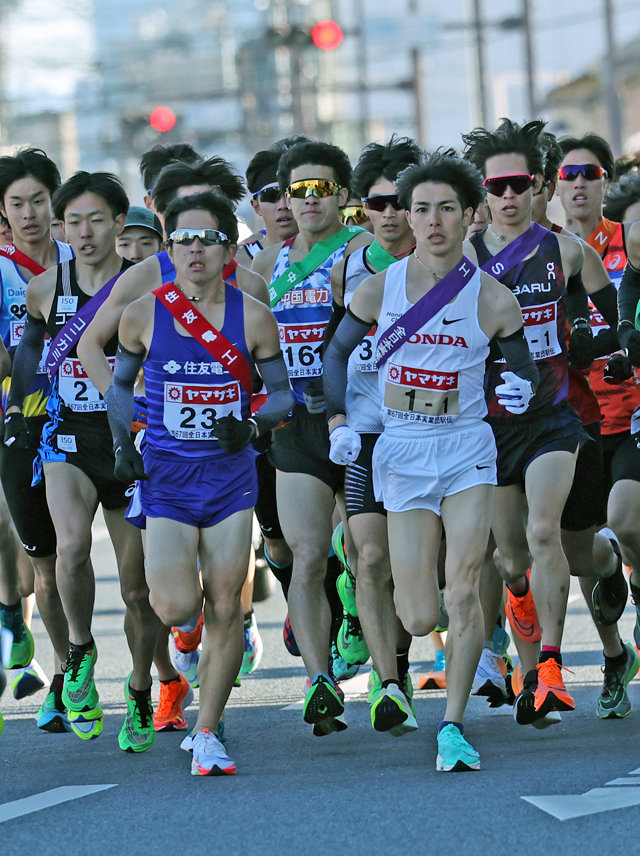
[505,570,541,643]
[171,613,203,654]
[418,671,447,690]
[533,658,574,714]
[510,662,524,697]
[153,674,193,731]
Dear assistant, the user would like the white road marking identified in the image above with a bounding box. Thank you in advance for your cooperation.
[523,769,640,820]
[0,785,116,824]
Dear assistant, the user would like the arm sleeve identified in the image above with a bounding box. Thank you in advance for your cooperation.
[323,307,374,420]
[495,326,539,391]
[322,299,346,354]
[563,272,590,326]
[253,352,295,434]
[6,313,46,410]
[617,261,640,347]
[103,342,144,448]
[589,283,619,357]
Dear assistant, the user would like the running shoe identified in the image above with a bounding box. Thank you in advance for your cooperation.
[511,664,561,728]
[303,672,347,736]
[37,676,71,733]
[534,658,575,714]
[368,666,382,704]
[118,674,156,753]
[434,648,446,673]
[282,614,300,657]
[180,718,225,753]
[11,659,47,699]
[240,613,263,674]
[492,622,510,657]
[169,633,200,688]
[62,643,98,712]
[471,648,508,702]
[436,724,480,772]
[435,587,449,632]
[0,605,34,669]
[592,541,628,626]
[191,728,235,776]
[505,570,541,643]
[331,641,359,681]
[171,613,203,653]
[337,613,369,665]
[370,683,418,737]
[154,675,193,731]
[332,522,358,617]
[597,642,640,719]
[418,650,447,690]
[68,704,103,740]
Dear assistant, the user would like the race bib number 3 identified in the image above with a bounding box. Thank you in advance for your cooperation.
[384,362,459,423]
[522,302,561,361]
[352,327,377,373]
[163,381,241,440]
[59,357,113,411]
[279,322,327,379]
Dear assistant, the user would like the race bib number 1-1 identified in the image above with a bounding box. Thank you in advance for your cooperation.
[383,362,459,423]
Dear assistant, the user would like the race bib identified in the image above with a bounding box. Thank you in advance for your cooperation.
[56,434,77,453]
[163,381,241,440]
[57,295,78,315]
[278,322,327,379]
[384,362,459,424]
[522,302,561,361]
[58,357,114,411]
[351,326,377,373]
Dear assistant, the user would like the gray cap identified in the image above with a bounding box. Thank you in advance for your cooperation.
[124,205,163,238]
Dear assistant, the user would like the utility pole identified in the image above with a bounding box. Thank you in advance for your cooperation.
[411,47,426,144]
[521,0,536,118]
[603,0,623,154]
[468,0,488,127]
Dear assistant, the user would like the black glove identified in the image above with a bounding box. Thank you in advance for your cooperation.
[622,328,640,367]
[303,377,326,414]
[604,353,633,384]
[632,408,640,451]
[3,412,30,450]
[212,414,256,452]
[114,436,147,482]
[568,319,593,370]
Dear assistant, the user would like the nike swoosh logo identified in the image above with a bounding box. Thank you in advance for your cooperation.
[476,465,491,470]
[443,317,465,325]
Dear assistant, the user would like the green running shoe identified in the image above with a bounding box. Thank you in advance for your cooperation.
[62,643,98,712]
[118,674,156,753]
[597,642,640,719]
[303,673,347,736]
[368,666,382,704]
[370,682,418,737]
[68,704,103,740]
[0,605,34,669]
[37,678,71,733]
[436,724,480,772]
[337,613,369,665]
[332,523,358,617]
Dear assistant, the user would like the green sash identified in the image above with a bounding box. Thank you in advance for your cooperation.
[268,226,364,307]
[365,240,399,271]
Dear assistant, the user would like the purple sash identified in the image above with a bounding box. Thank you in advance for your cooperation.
[375,255,476,369]
[479,222,547,278]
[46,271,122,382]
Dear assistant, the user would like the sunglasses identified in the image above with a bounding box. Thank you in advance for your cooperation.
[362,194,403,212]
[286,178,342,199]
[482,174,534,196]
[252,183,283,204]
[341,205,368,225]
[557,164,608,182]
[169,228,229,246]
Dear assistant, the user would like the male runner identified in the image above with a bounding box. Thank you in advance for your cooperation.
[105,190,293,775]
[139,142,200,213]
[323,149,537,770]
[251,139,371,735]
[116,206,163,264]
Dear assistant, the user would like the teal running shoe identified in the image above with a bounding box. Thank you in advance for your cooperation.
[0,605,34,669]
[62,643,98,712]
[433,649,446,673]
[37,677,71,733]
[597,642,640,719]
[337,613,369,665]
[331,641,359,681]
[68,704,103,741]
[436,724,480,772]
[118,674,156,753]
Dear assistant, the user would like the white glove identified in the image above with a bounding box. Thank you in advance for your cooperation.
[495,370,535,414]
[329,425,362,466]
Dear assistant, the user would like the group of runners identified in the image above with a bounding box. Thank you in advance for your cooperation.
[0,117,640,776]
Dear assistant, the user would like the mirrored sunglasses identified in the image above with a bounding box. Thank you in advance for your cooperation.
[286,178,342,199]
[341,205,368,225]
[169,228,229,246]
[482,174,534,196]
[557,164,608,182]
[252,184,284,204]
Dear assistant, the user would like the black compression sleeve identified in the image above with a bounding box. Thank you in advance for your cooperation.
[590,282,618,328]
[495,326,539,391]
[253,352,295,434]
[6,313,46,410]
[323,307,373,420]
[618,261,640,335]
[564,272,590,325]
[103,342,144,448]
[322,300,346,354]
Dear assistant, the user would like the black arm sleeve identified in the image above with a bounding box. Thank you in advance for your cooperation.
[6,313,46,410]
[617,261,640,328]
[323,307,373,420]
[103,342,144,448]
[563,272,590,326]
[495,326,539,392]
[253,352,295,434]
[589,282,619,357]
[322,299,346,354]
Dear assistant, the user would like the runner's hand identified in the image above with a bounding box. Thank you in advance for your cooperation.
[114,437,147,481]
[303,378,326,414]
[568,319,593,370]
[329,425,361,466]
[213,414,257,452]
[604,353,633,384]
[495,371,535,415]
[3,412,30,450]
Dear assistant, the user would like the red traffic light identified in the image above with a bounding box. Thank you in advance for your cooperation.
[149,106,177,133]
[311,19,343,51]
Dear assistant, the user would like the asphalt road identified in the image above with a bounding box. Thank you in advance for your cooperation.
[2,517,640,856]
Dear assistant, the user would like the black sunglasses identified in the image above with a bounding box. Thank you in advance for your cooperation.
[482,174,534,197]
[362,194,403,212]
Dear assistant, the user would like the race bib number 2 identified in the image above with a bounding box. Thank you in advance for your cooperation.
[163,381,241,440]
[59,357,113,411]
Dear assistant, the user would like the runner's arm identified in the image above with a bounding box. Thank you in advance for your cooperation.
[0,339,9,383]
[5,312,46,412]
[617,222,640,363]
[323,307,376,427]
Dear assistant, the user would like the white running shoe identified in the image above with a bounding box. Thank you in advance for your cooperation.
[471,648,507,698]
[191,728,235,776]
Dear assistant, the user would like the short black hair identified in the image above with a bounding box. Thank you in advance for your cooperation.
[603,172,640,222]
[164,190,239,245]
[352,135,424,199]
[558,133,615,181]
[246,136,310,193]
[462,118,546,177]
[52,172,129,221]
[396,148,485,213]
[139,143,201,192]
[539,131,563,183]
[152,156,246,216]
[277,140,352,196]
[0,147,61,205]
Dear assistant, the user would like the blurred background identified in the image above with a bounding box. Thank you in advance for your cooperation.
[0,0,638,219]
